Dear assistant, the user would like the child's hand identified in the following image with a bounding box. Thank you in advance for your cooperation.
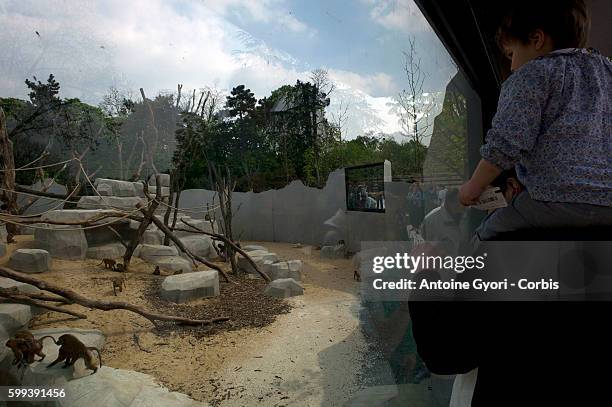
[459,180,485,206]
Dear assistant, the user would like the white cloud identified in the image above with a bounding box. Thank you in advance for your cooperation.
[0,0,419,140]
[364,0,429,33]
[202,0,315,35]
[329,69,398,97]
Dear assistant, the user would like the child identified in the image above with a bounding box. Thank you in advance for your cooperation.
[459,0,612,240]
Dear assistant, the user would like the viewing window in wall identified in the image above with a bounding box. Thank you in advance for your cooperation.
[345,162,386,213]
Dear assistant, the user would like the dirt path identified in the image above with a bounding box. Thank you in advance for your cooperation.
[209,242,367,406]
[2,238,370,406]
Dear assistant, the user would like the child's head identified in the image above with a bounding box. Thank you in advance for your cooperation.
[491,168,523,203]
[496,0,590,71]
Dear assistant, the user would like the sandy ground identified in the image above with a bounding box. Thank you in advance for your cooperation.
[1,237,371,406]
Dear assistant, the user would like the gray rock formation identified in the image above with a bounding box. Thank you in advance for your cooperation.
[152,256,193,273]
[86,243,126,260]
[320,243,346,259]
[177,235,212,259]
[77,196,145,211]
[264,260,303,281]
[174,218,216,237]
[142,229,164,245]
[35,225,87,260]
[96,183,113,197]
[0,242,5,257]
[0,304,32,335]
[243,245,268,252]
[94,178,137,197]
[161,270,219,303]
[0,277,41,294]
[58,366,206,407]
[9,249,51,273]
[237,250,279,274]
[264,278,304,298]
[138,244,179,262]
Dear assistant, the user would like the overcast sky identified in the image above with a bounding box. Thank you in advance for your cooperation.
[0,0,457,138]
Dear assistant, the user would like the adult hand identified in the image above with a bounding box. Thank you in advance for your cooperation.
[458,180,484,206]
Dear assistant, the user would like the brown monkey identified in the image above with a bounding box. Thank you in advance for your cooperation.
[5,331,56,367]
[111,277,125,296]
[98,259,116,269]
[46,334,102,374]
[353,269,361,282]
[153,266,160,275]
[112,263,126,272]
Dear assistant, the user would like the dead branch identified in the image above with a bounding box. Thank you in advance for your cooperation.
[123,178,162,269]
[14,185,81,202]
[0,294,86,319]
[0,107,18,239]
[0,287,73,304]
[106,225,129,249]
[140,187,231,283]
[147,211,232,283]
[178,218,270,282]
[0,267,230,326]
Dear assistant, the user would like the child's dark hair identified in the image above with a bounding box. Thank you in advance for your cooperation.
[491,168,519,194]
[496,0,590,50]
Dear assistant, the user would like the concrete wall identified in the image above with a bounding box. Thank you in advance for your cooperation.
[179,169,413,253]
[19,170,416,253]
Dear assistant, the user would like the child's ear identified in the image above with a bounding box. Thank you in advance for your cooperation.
[529,29,546,50]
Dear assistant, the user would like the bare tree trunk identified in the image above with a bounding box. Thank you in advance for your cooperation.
[0,108,18,238]
[123,178,162,270]
[0,267,229,326]
[139,88,160,175]
[162,172,176,246]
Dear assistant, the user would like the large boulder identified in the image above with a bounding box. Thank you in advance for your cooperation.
[138,244,178,262]
[94,178,136,197]
[142,229,164,245]
[237,250,279,274]
[264,278,304,298]
[58,366,205,407]
[0,277,41,295]
[174,218,216,237]
[0,304,32,335]
[96,183,113,197]
[320,243,345,259]
[77,196,146,211]
[243,245,268,252]
[152,256,193,273]
[161,270,219,303]
[35,225,87,260]
[0,327,105,386]
[86,243,126,260]
[264,260,303,281]
[9,249,51,273]
[177,235,212,258]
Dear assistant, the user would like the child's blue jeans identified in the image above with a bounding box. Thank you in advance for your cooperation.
[473,191,612,241]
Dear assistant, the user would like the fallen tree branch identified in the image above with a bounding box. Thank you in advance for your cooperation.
[15,185,82,202]
[0,295,86,319]
[0,267,230,326]
[178,219,271,282]
[140,188,231,283]
[0,287,74,304]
